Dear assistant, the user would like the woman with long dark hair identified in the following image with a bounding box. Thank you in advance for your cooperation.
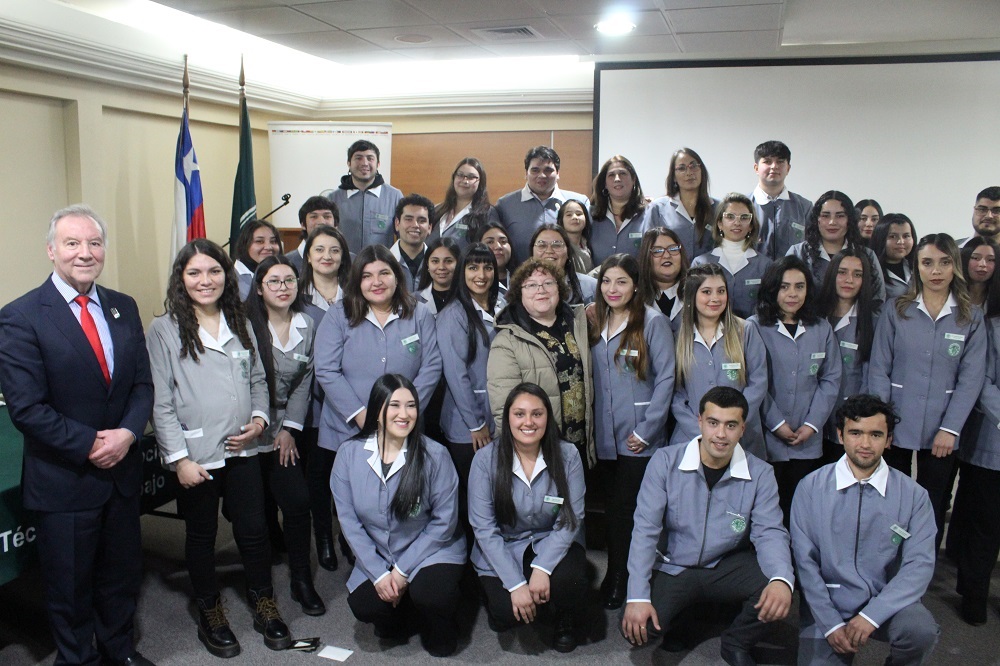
[314,244,442,456]
[589,155,648,264]
[297,225,352,571]
[469,383,587,652]
[961,236,1000,314]
[557,199,594,273]
[637,227,688,333]
[332,374,465,656]
[433,157,499,249]
[869,233,987,550]
[530,223,597,305]
[787,191,886,302]
[814,249,879,463]
[436,243,501,534]
[648,147,717,260]
[855,198,883,243]
[234,219,281,300]
[415,236,460,316]
[750,256,840,523]
[870,213,917,300]
[589,254,674,609]
[244,256,325,616]
[691,192,773,318]
[670,263,768,457]
[148,239,289,657]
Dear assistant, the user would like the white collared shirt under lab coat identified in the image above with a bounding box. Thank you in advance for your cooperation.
[690,247,773,319]
[468,440,586,592]
[331,433,466,592]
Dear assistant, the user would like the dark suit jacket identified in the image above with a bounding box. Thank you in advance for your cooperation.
[0,277,154,512]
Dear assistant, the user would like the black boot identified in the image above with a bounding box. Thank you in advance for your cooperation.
[248,587,292,651]
[315,531,338,572]
[338,532,355,567]
[600,569,627,610]
[196,595,241,659]
[290,574,326,616]
[553,613,577,653]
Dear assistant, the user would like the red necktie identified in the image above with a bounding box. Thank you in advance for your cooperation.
[74,295,111,385]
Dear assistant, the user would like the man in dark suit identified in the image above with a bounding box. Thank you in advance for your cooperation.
[0,205,155,666]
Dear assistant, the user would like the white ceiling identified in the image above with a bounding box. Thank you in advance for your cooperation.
[149,0,1000,65]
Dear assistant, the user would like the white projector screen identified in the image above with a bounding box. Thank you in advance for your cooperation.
[595,55,1000,238]
[267,121,392,230]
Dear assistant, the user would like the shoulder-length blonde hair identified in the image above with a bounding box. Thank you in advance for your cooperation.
[675,263,747,386]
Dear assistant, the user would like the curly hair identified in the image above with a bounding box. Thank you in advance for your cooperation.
[166,239,255,364]
[802,191,863,283]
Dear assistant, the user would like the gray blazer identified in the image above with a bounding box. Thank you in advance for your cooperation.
[468,440,585,591]
[647,196,716,261]
[591,307,674,458]
[437,300,496,444]
[626,439,794,601]
[750,317,841,462]
[589,207,649,265]
[148,314,269,470]
[691,249,773,319]
[314,301,442,451]
[869,297,986,451]
[258,312,314,453]
[332,434,466,592]
[962,318,1000,470]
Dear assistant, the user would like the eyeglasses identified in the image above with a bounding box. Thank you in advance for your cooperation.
[483,237,509,247]
[721,213,753,223]
[674,162,701,174]
[533,240,566,250]
[975,206,1000,217]
[264,276,298,291]
[649,245,682,256]
[521,280,558,293]
[455,173,480,183]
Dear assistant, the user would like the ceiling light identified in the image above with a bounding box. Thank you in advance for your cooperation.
[595,15,636,37]
[394,34,432,44]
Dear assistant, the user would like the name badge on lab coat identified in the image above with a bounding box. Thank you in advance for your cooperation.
[293,353,309,363]
[401,334,420,354]
[722,362,741,381]
[544,495,564,514]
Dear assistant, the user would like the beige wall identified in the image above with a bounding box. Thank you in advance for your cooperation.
[0,60,592,321]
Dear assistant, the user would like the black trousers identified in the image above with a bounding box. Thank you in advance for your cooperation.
[955,462,1000,602]
[302,427,336,538]
[175,455,272,600]
[347,562,463,652]
[258,448,312,576]
[595,457,651,576]
[639,549,771,653]
[883,447,955,551]
[445,441,476,544]
[772,458,822,528]
[34,486,141,665]
[480,541,587,630]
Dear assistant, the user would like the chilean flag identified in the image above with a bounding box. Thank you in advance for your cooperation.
[172,106,206,260]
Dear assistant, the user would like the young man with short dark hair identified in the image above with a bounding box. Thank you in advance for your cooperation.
[749,140,813,259]
[322,140,402,251]
[285,195,339,273]
[389,193,434,294]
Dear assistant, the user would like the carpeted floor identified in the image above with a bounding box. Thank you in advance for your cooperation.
[0,505,998,665]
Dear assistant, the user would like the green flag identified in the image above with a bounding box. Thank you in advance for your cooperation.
[229,74,256,257]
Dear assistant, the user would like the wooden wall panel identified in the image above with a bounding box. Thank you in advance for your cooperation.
[392,130,594,206]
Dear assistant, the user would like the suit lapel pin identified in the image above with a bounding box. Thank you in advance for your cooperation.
[110,308,120,319]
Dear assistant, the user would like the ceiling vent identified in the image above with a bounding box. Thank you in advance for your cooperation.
[470,26,544,42]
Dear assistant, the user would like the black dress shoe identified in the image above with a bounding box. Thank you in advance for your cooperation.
[553,614,577,653]
[106,652,156,666]
[600,570,627,610]
[315,533,338,571]
[196,595,241,659]
[338,532,356,567]
[248,588,292,651]
[720,644,757,666]
[290,576,327,616]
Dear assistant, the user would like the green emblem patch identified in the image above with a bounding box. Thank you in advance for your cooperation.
[240,359,249,380]
[948,343,960,357]
[409,498,421,518]
[731,517,747,533]
[891,533,902,546]
[809,363,819,376]
[726,369,739,381]
[843,353,854,365]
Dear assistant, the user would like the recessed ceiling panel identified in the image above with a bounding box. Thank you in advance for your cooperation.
[666,3,783,34]
[405,0,542,23]
[196,6,334,36]
[295,0,435,31]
